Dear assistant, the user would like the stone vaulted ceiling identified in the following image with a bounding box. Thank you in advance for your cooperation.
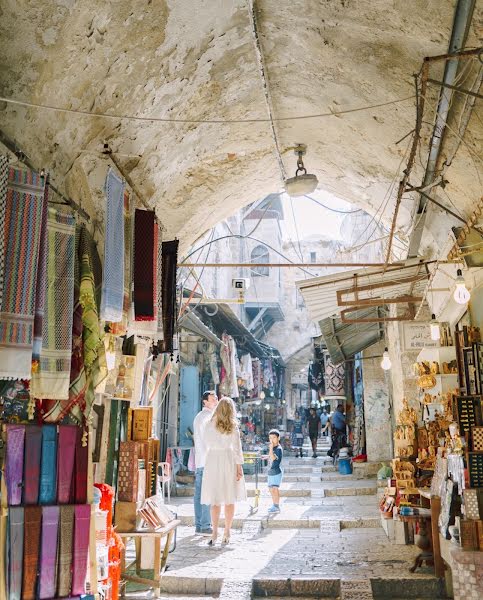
[0,0,482,255]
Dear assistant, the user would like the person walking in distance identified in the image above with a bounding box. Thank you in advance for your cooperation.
[320,409,329,437]
[307,407,321,458]
[291,411,304,458]
[326,404,347,458]
[201,397,246,546]
[193,390,218,535]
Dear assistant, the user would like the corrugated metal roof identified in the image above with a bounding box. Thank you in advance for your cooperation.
[179,311,223,346]
[296,259,429,324]
[319,307,385,365]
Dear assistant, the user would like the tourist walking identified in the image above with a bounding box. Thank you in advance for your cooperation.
[193,390,218,535]
[307,407,321,458]
[291,411,304,457]
[201,397,246,546]
[327,404,347,458]
[320,409,329,436]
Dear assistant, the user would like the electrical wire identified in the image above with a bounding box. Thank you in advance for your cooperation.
[0,94,416,125]
[303,195,362,214]
[289,196,305,264]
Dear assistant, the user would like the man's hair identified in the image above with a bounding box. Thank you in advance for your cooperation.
[269,429,280,438]
[337,404,344,411]
[202,390,214,401]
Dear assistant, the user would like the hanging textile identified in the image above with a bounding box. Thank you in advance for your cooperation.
[252,358,261,398]
[228,336,239,398]
[209,353,220,386]
[156,223,164,341]
[5,424,25,506]
[38,506,59,600]
[134,209,156,321]
[219,334,239,398]
[39,425,58,505]
[57,425,77,504]
[24,425,42,504]
[8,506,24,600]
[22,506,42,600]
[240,354,254,391]
[32,182,49,361]
[159,239,178,353]
[324,352,345,396]
[108,189,133,335]
[31,208,76,400]
[72,505,91,595]
[74,426,88,504]
[0,155,8,311]
[57,505,74,597]
[0,167,45,380]
[101,168,125,322]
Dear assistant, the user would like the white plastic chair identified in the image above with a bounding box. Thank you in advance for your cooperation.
[157,462,172,504]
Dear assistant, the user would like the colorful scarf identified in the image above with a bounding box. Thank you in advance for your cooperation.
[79,226,106,417]
[108,189,133,336]
[0,167,45,379]
[159,239,178,353]
[31,208,76,399]
[134,209,156,321]
[32,182,49,361]
[0,155,9,311]
[100,168,125,323]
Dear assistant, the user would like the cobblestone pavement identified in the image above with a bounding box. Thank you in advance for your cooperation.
[149,457,445,599]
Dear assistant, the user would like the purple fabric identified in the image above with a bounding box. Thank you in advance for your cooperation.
[24,425,42,504]
[71,505,91,595]
[8,506,24,600]
[57,425,77,503]
[5,425,25,505]
[39,506,60,599]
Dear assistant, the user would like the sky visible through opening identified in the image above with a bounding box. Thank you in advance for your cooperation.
[280,190,358,243]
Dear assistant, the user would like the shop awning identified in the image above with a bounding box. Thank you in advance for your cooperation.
[178,311,223,346]
[319,307,385,365]
[195,303,278,360]
[296,259,430,324]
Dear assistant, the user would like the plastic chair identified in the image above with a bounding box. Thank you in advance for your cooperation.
[157,462,172,504]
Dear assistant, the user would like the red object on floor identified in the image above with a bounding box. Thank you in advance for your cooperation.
[353,454,367,462]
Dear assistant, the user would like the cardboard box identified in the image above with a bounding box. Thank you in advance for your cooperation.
[114,501,141,532]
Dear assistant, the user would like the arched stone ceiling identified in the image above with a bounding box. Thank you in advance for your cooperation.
[0,0,481,254]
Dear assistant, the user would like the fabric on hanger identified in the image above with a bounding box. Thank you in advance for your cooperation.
[23,425,42,504]
[32,181,49,361]
[31,207,76,399]
[0,167,45,379]
[39,424,58,505]
[74,427,88,504]
[71,505,91,595]
[101,168,125,322]
[57,425,77,503]
[8,506,24,600]
[133,209,156,321]
[57,505,74,597]
[22,506,42,600]
[159,239,178,353]
[38,506,60,599]
[5,424,25,506]
[0,154,9,311]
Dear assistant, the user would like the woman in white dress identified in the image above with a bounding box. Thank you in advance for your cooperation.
[201,396,246,545]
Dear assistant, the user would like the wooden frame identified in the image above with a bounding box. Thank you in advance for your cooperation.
[336,273,427,307]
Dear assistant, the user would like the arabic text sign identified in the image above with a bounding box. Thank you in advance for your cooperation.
[402,322,438,351]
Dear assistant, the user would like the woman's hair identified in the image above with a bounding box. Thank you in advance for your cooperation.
[212,396,237,434]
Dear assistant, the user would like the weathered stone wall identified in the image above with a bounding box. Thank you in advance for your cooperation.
[362,339,393,463]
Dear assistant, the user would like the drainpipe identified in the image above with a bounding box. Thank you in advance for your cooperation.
[408,0,476,257]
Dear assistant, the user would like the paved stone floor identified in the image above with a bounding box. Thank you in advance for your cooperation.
[130,454,447,599]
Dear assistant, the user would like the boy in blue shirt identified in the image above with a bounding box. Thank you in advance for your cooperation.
[267,429,283,514]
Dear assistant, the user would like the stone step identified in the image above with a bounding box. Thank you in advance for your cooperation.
[324,486,377,497]
[174,486,312,498]
[246,474,312,483]
[176,514,381,530]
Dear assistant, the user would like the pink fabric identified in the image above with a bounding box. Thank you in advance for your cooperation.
[71,505,90,595]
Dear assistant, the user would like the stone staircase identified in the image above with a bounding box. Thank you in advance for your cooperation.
[138,455,447,600]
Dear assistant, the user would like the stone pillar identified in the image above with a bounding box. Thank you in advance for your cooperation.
[362,339,393,462]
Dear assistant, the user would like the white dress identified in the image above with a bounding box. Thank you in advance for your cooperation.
[201,421,247,506]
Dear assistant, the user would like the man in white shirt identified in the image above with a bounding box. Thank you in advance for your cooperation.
[193,390,218,535]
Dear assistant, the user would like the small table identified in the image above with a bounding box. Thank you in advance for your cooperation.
[118,520,180,597]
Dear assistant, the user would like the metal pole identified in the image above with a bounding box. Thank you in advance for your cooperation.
[178,261,405,268]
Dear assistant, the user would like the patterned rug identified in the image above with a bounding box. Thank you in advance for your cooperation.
[100,168,125,323]
[0,166,45,380]
[159,239,178,353]
[31,208,76,399]
[32,181,49,361]
[0,155,9,311]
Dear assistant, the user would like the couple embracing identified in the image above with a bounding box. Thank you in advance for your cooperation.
[193,391,246,546]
